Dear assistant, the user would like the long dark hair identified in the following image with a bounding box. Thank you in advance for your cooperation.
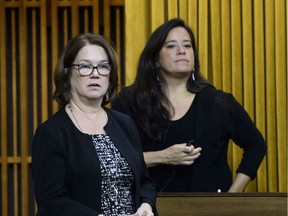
[127,18,213,141]
[53,33,118,107]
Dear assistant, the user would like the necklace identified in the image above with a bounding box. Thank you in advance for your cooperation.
[68,99,106,134]
[68,105,83,132]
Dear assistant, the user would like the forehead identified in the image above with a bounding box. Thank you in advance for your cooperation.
[74,44,108,61]
[165,27,191,42]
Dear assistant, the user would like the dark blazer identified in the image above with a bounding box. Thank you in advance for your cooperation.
[32,108,157,216]
[112,86,267,192]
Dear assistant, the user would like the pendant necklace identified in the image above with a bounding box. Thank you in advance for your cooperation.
[68,105,83,132]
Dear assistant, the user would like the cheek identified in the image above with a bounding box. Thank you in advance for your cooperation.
[70,76,86,92]
[158,53,173,67]
[74,77,83,86]
[70,76,77,90]
[102,77,110,89]
[190,51,195,63]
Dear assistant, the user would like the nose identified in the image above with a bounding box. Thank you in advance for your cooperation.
[177,45,186,55]
[90,67,100,77]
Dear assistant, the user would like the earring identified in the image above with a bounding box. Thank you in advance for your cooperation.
[191,68,196,82]
[156,74,160,82]
[105,93,109,101]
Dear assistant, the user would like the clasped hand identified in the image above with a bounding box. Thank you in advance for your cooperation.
[162,143,202,166]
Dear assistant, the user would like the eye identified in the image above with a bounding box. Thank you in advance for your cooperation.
[184,43,192,48]
[97,63,111,70]
[79,64,93,70]
[165,44,176,49]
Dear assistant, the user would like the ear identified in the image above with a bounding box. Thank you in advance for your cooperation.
[64,68,68,74]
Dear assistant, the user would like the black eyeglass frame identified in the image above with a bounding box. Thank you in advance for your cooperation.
[71,63,111,76]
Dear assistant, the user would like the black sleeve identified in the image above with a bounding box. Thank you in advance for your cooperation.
[226,94,267,179]
[108,110,157,214]
[32,124,100,216]
[130,121,157,212]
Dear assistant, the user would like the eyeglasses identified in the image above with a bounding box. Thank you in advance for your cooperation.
[71,63,111,76]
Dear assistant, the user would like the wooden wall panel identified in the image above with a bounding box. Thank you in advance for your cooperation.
[0,1,125,215]
[0,1,8,215]
[157,193,287,216]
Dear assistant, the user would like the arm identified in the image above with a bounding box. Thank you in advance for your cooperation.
[32,124,100,216]
[110,111,158,214]
[144,144,202,168]
[227,94,267,182]
[228,173,251,192]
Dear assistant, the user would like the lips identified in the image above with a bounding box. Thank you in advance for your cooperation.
[88,83,100,87]
[175,59,189,62]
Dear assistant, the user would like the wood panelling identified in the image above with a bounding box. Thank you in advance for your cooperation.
[0,1,125,215]
[157,193,288,216]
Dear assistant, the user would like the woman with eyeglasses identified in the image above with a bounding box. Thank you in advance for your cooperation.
[32,33,157,216]
[112,18,267,193]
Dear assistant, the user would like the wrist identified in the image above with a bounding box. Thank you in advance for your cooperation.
[140,202,152,211]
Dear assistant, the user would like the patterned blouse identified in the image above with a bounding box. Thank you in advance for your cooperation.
[92,134,135,215]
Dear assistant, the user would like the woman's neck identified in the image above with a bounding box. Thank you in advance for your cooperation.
[70,98,102,114]
[67,98,107,134]
[165,80,189,98]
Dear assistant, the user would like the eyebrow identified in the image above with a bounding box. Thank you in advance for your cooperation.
[77,59,109,64]
[164,39,192,44]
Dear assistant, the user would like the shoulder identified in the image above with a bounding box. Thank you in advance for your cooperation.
[37,108,67,129]
[197,86,244,120]
[113,86,131,102]
[199,86,232,99]
[32,108,70,152]
[34,108,69,137]
[197,86,232,106]
[106,108,136,128]
[105,108,141,148]
[197,86,235,107]
[111,86,133,114]
[106,108,131,120]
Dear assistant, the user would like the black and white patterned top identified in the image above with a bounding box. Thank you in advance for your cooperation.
[92,134,135,215]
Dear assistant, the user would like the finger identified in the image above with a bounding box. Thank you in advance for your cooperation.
[182,152,201,162]
[192,147,202,154]
[184,146,195,153]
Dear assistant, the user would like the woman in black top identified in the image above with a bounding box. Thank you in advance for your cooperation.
[112,18,267,192]
[32,33,157,216]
